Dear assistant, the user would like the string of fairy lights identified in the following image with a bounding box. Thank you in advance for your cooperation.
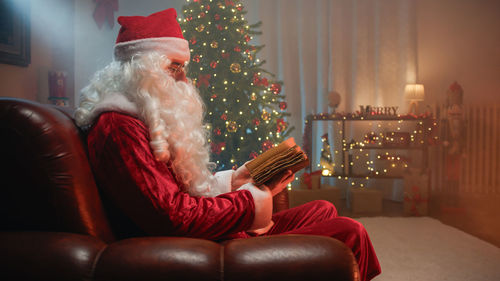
[309,113,438,188]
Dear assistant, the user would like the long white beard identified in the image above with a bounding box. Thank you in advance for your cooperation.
[136,74,217,197]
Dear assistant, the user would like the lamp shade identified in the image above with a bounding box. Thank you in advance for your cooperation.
[404,84,425,101]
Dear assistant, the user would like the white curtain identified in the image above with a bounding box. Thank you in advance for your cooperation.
[245,0,417,165]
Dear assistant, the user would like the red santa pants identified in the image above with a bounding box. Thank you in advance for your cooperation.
[263,200,381,281]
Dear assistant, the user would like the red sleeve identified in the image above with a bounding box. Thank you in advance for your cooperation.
[87,112,255,240]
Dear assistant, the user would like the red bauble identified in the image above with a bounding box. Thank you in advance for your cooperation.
[192,54,200,63]
[189,37,197,45]
[206,5,210,10]
[210,61,218,68]
[214,14,220,21]
[271,83,281,94]
[262,140,273,151]
[252,118,260,126]
[217,24,223,31]
[221,113,228,120]
[211,93,217,98]
[213,128,221,135]
[276,118,287,133]
[249,151,258,159]
[244,35,251,42]
[199,12,205,18]
[279,101,287,110]
[234,46,241,52]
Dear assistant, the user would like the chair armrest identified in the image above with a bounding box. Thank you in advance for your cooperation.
[1,232,358,281]
[0,231,107,281]
[224,234,359,281]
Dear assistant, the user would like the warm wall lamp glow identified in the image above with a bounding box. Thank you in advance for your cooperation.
[405,84,425,115]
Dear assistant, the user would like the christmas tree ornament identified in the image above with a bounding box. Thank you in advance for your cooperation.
[192,54,200,63]
[199,12,205,18]
[211,93,217,98]
[195,24,205,32]
[220,113,227,120]
[221,52,229,59]
[250,92,257,101]
[244,35,251,42]
[217,24,223,31]
[210,61,218,68]
[234,46,241,52]
[214,128,221,135]
[248,54,253,61]
[270,83,281,94]
[206,4,210,10]
[230,63,241,73]
[214,14,220,20]
[328,90,341,112]
[227,121,238,132]
[262,140,273,151]
[210,41,218,48]
[249,151,258,159]
[189,37,197,45]
[279,101,287,110]
[276,119,287,133]
[261,110,271,121]
[253,118,260,126]
[196,74,211,88]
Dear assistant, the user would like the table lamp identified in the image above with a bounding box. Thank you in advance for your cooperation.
[405,84,425,115]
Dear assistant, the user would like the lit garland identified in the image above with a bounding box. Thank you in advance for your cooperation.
[306,112,438,188]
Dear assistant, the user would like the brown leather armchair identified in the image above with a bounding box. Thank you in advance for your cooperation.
[0,97,359,281]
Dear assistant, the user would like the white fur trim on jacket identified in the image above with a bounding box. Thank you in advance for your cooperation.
[114,37,190,63]
[237,183,273,230]
[84,93,139,126]
[211,170,234,195]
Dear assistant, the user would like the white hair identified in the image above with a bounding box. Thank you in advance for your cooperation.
[75,52,218,197]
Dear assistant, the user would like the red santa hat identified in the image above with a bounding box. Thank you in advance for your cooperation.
[114,8,190,63]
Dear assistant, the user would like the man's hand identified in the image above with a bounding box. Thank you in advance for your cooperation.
[263,169,295,197]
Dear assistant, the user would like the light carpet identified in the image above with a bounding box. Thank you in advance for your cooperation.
[356,217,500,281]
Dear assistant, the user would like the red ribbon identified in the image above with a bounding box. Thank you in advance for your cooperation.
[404,185,428,216]
[302,170,322,189]
[93,0,119,29]
[197,74,211,88]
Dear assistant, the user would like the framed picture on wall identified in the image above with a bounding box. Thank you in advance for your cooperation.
[0,0,30,67]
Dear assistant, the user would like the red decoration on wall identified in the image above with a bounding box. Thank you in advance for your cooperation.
[93,0,119,29]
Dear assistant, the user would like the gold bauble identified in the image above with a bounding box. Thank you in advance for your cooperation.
[195,24,205,32]
[210,41,218,48]
[261,110,271,121]
[227,121,238,132]
[250,93,257,101]
[230,63,241,73]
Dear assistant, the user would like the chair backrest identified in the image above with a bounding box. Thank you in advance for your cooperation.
[0,98,115,243]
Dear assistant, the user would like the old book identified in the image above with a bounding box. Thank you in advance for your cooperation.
[245,138,309,186]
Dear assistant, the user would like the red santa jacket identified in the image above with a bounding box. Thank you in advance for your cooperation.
[87,111,257,240]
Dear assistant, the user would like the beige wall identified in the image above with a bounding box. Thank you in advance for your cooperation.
[0,0,74,106]
[417,0,500,106]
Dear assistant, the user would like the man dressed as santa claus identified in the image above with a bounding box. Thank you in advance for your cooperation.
[75,8,380,281]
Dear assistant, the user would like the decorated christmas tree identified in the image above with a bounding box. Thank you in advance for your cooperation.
[180,0,292,170]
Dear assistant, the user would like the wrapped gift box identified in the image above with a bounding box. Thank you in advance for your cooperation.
[349,187,383,215]
[403,171,429,216]
[289,186,341,208]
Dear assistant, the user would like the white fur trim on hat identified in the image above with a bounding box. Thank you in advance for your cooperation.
[114,37,190,62]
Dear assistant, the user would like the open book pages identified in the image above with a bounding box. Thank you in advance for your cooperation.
[245,138,309,186]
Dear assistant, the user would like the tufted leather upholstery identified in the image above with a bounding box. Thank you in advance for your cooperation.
[0,98,359,281]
